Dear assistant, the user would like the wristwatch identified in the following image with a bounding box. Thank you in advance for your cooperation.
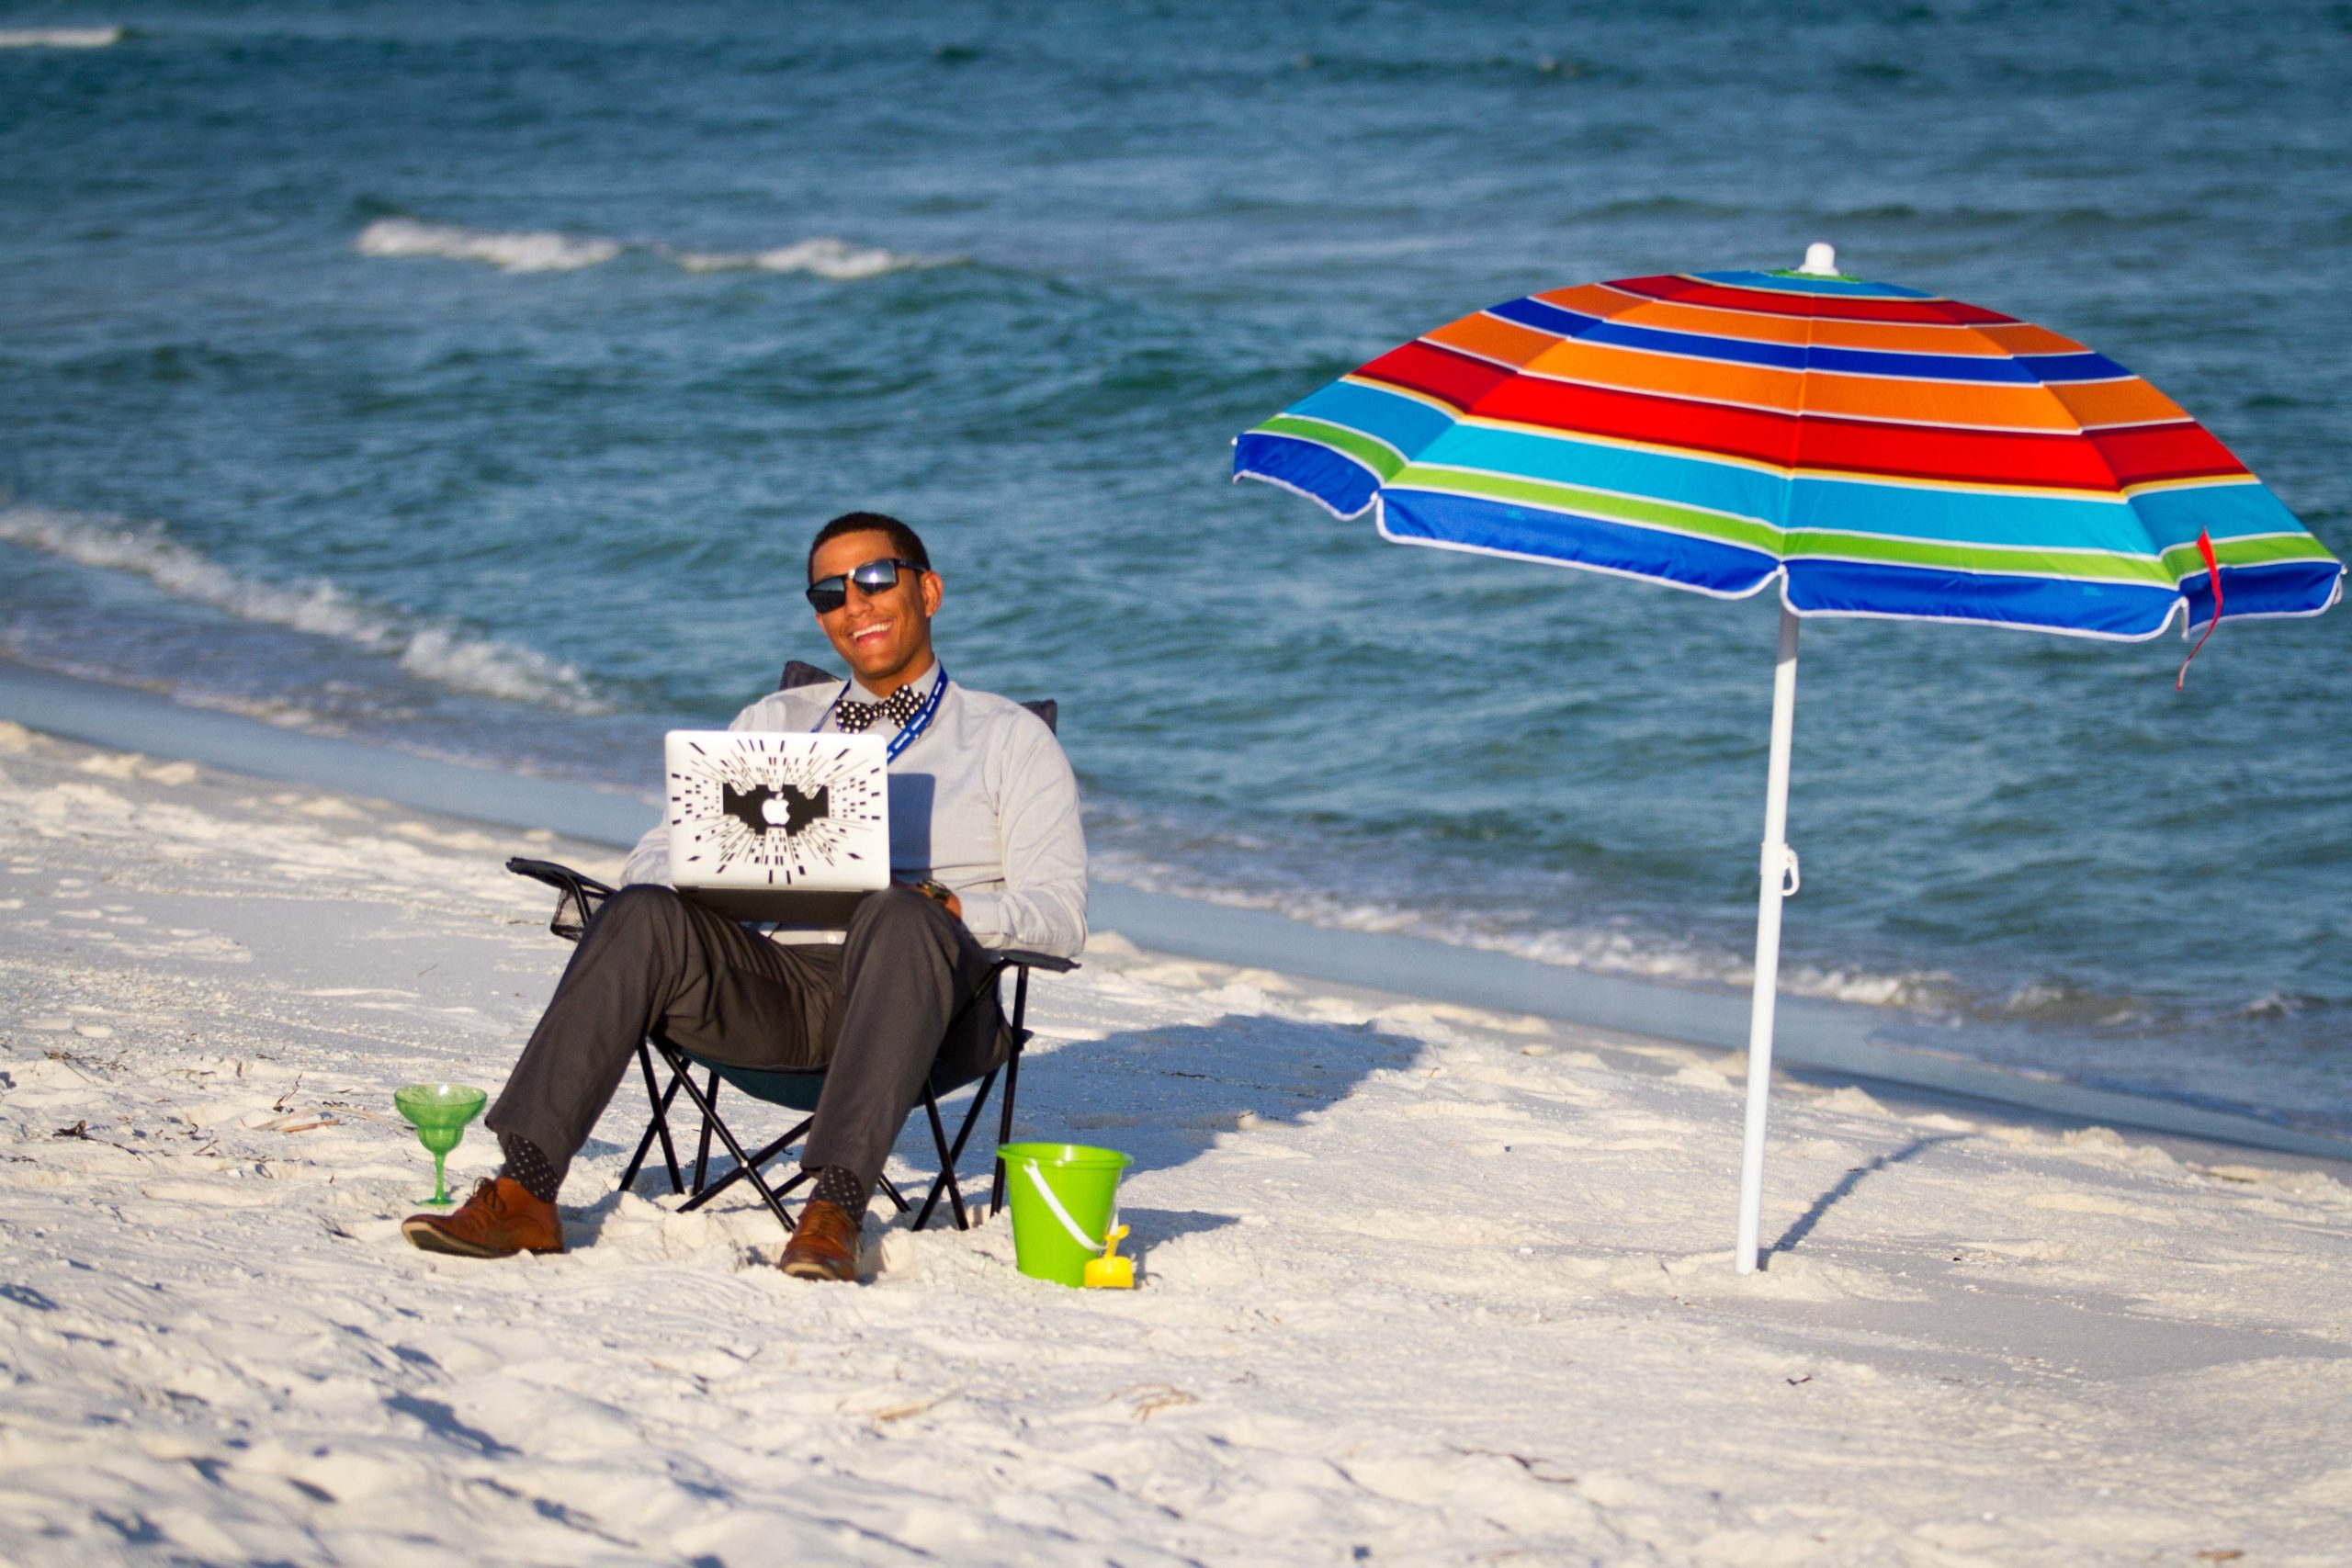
[913,878,956,907]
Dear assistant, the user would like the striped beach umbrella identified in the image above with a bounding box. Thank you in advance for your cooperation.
[1233,246,2344,1274]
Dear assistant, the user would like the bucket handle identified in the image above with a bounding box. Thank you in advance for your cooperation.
[1023,1158,1113,1253]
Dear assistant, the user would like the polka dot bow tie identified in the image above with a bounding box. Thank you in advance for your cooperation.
[833,682,927,734]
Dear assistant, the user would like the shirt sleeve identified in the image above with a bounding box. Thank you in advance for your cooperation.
[618,819,673,888]
[956,710,1088,958]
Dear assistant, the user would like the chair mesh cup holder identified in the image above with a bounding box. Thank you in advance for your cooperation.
[504,856,1074,1235]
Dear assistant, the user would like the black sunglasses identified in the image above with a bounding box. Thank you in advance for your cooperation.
[805,557,927,615]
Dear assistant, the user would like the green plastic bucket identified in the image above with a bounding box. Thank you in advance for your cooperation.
[998,1142,1133,1287]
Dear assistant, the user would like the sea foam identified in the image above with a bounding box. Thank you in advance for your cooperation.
[354,219,622,275]
[1091,851,1961,1014]
[356,218,950,279]
[670,237,928,280]
[0,27,122,48]
[0,504,605,713]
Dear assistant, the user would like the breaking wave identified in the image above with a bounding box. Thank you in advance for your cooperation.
[670,237,932,280]
[0,27,122,48]
[356,219,620,274]
[0,504,605,713]
[1091,851,1961,1012]
[355,218,951,279]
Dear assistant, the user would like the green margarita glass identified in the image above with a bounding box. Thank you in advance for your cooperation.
[394,1083,488,1207]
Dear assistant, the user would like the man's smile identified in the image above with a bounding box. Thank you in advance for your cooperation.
[849,618,895,647]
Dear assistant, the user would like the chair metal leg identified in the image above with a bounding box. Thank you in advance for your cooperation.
[918,1088,970,1232]
[657,1045,796,1234]
[749,1166,816,1208]
[634,1042,685,1194]
[685,1164,814,1216]
[691,1070,719,1193]
[991,1042,1025,1216]
[619,1060,687,1195]
[990,969,1035,1217]
[908,962,1020,1232]
[683,1116,907,1218]
[915,1066,1001,1232]
[684,1114,814,1213]
[945,1068,998,1173]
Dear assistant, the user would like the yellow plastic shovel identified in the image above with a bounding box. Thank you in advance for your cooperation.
[1083,1224,1134,1289]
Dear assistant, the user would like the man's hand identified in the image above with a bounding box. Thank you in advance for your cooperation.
[904,878,962,920]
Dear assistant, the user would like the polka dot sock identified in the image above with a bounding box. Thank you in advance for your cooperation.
[810,1164,871,1222]
[498,1134,561,1204]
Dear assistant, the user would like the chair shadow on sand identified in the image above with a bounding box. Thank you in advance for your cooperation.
[1764,1133,1961,1266]
[571,1012,1417,1251]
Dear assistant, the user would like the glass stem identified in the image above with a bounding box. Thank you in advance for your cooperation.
[433,1151,449,1205]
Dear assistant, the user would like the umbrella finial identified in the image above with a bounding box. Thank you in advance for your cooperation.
[1798,242,1839,277]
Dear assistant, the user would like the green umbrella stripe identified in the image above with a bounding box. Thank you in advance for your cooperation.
[1249,414,1409,483]
[1385,473,2276,590]
[1391,466,1777,547]
[2155,532,2340,573]
[1388,470,2147,580]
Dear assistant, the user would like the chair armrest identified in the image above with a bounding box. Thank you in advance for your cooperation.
[506,857,616,943]
[506,857,616,898]
[986,949,1079,975]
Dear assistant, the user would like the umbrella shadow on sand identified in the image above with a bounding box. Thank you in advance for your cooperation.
[1765,1132,1962,1265]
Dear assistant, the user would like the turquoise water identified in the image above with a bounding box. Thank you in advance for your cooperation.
[3,3,2346,1131]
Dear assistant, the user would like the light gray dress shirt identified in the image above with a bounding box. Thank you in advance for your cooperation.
[620,661,1088,959]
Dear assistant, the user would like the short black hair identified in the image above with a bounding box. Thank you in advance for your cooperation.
[807,512,930,580]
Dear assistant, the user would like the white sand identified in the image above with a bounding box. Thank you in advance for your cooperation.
[2,719,2347,1565]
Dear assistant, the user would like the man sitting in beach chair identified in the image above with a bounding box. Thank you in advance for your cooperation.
[402,512,1087,1281]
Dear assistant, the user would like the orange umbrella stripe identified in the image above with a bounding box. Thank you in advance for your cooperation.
[1532,282,2084,357]
[1491,336,2137,432]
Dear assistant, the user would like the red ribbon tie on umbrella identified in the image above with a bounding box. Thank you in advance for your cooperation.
[2176,530,2223,692]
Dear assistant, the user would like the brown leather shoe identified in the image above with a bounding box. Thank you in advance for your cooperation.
[780,1199,862,1282]
[401,1177,564,1258]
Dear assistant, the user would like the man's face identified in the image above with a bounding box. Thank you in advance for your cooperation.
[808,529,942,691]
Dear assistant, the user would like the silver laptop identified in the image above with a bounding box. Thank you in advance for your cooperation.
[664,730,891,924]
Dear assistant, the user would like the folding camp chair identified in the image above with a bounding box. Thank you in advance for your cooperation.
[503,662,1074,1235]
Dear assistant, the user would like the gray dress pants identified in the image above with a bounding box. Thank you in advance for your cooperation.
[485,883,1006,1197]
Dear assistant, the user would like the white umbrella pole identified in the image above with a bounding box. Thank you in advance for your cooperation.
[1736,605,1803,1275]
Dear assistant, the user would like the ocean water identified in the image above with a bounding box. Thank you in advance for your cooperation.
[3,2,2346,1132]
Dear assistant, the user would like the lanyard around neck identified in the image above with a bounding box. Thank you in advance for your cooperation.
[814,667,948,762]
